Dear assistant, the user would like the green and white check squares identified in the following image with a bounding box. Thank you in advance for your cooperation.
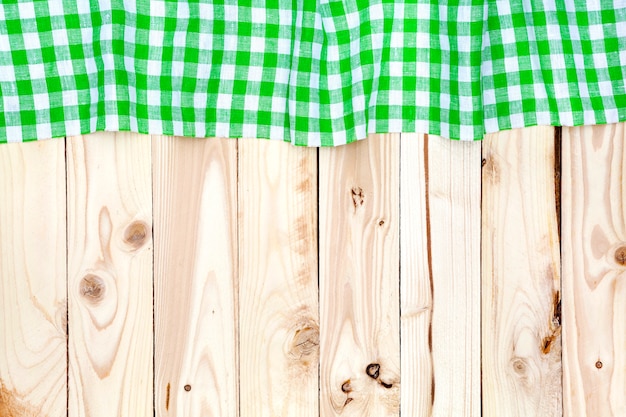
[482,0,626,133]
[1,0,625,146]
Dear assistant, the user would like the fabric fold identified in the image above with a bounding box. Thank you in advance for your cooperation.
[0,0,625,145]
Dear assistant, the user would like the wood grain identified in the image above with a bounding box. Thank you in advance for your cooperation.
[398,134,432,415]
[0,140,67,417]
[400,134,481,416]
[153,136,238,417]
[153,137,238,416]
[67,133,153,417]
[481,127,562,416]
[238,139,319,416]
[5,124,626,416]
[562,124,626,417]
[319,135,400,417]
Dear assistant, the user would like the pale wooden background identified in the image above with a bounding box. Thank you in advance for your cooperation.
[0,125,624,416]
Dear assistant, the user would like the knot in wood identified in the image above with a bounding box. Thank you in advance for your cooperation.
[79,274,105,303]
[380,380,393,389]
[124,221,149,249]
[290,325,319,358]
[184,384,192,391]
[552,291,561,327]
[351,187,364,208]
[366,363,380,379]
[595,360,603,369]
[341,380,352,393]
[542,336,555,354]
[614,246,626,266]
[482,157,499,183]
[511,358,527,375]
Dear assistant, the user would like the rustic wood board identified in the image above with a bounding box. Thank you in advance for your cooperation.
[3,124,626,416]
[238,139,319,416]
[562,124,626,417]
[0,140,67,417]
[398,134,432,415]
[319,135,400,417]
[481,127,562,416]
[67,133,153,417]
[400,134,481,416]
[153,137,239,416]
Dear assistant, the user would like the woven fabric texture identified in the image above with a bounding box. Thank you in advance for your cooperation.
[1,0,625,145]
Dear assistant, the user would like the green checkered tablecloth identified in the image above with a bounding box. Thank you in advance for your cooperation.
[1,1,625,146]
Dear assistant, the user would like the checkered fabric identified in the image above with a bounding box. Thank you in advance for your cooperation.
[1,0,625,145]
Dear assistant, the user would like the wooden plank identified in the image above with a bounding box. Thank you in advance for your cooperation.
[238,140,319,416]
[0,140,67,417]
[153,136,238,416]
[562,124,626,417]
[319,134,400,417]
[481,127,562,416]
[398,134,432,415]
[399,134,481,416]
[67,132,153,417]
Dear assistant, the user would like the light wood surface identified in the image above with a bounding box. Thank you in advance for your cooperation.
[238,139,319,417]
[481,127,562,416]
[2,125,626,416]
[400,134,481,416]
[153,137,239,416]
[562,124,626,417]
[399,134,433,415]
[319,135,401,417]
[0,140,67,417]
[67,133,153,417]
